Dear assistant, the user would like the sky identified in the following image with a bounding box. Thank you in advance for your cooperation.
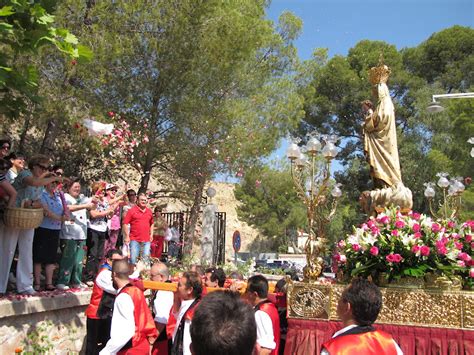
[217,0,473,181]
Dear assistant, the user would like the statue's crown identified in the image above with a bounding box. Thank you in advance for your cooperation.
[369,55,391,84]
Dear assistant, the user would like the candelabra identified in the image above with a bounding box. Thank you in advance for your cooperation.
[286,133,342,282]
[424,173,465,220]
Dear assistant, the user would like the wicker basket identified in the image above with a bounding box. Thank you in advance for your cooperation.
[3,207,44,230]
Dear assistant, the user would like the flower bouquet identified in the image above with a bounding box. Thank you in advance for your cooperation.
[333,208,474,289]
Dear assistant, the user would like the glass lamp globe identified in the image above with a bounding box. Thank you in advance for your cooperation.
[206,187,217,198]
[306,137,321,155]
[331,186,342,198]
[286,143,301,160]
[322,142,338,159]
[437,176,450,188]
[295,153,308,168]
[424,186,436,198]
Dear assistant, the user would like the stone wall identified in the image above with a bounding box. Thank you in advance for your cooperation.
[0,291,91,354]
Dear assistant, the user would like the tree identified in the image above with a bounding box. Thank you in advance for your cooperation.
[234,164,307,252]
[0,0,89,119]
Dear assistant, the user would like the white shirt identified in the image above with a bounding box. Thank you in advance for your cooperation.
[95,269,118,295]
[172,299,195,355]
[99,287,135,355]
[255,310,276,350]
[153,290,174,324]
[61,194,90,240]
[320,324,404,355]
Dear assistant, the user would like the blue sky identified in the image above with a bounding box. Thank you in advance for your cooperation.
[217,0,473,181]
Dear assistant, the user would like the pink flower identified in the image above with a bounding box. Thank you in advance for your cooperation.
[367,220,376,228]
[393,253,403,263]
[420,246,430,256]
[386,253,402,263]
[352,244,361,252]
[369,246,379,256]
[337,240,346,248]
[412,245,420,254]
[431,223,441,233]
[471,242,474,249]
[107,111,115,117]
[448,221,455,228]
[465,235,472,243]
[458,260,466,268]
[414,232,422,238]
[458,252,470,261]
[378,216,390,225]
[391,230,399,237]
[340,255,347,263]
[395,220,405,229]
[469,268,474,278]
[413,224,420,232]
[411,212,421,220]
[371,227,380,235]
[361,223,369,231]
[437,246,448,255]
[454,242,463,250]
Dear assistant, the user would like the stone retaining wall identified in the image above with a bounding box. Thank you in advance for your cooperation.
[0,290,91,354]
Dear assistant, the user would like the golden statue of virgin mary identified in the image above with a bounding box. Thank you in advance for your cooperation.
[360,58,413,214]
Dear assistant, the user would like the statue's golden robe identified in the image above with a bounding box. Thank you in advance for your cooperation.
[363,83,401,187]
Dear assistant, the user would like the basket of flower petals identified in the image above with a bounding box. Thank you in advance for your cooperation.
[4,207,44,230]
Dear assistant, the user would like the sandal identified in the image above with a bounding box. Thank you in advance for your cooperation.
[45,284,56,291]
[33,283,41,291]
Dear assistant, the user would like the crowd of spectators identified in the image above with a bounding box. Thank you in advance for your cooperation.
[0,138,174,296]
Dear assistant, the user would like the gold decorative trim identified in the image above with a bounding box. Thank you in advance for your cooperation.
[287,281,474,330]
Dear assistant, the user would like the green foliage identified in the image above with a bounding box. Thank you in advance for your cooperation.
[234,164,306,252]
[21,321,54,354]
[0,0,89,117]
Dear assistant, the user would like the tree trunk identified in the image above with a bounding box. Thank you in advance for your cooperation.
[39,119,58,155]
[18,113,32,152]
[183,176,206,256]
[139,157,153,194]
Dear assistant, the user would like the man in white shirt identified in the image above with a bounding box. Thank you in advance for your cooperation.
[244,275,280,355]
[149,262,174,355]
[170,271,202,355]
[100,259,157,355]
[321,278,403,355]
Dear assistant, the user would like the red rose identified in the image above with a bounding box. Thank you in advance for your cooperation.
[465,177,472,186]
[369,246,379,256]
[107,111,115,117]
[420,246,430,256]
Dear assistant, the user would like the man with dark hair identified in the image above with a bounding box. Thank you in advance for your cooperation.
[190,291,256,355]
[321,278,402,355]
[85,249,123,354]
[170,271,202,355]
[205,267,226,288]
[100,259,157,354]
[245,275,280,355]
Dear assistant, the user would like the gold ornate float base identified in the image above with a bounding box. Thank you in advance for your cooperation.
[287,281,474,330]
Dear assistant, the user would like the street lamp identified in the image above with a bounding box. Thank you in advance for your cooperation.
[426,92,474,113]
[286,133,341,282]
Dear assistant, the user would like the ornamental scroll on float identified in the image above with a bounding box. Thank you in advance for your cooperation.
[359,56,413,215]
[286,281,474,330]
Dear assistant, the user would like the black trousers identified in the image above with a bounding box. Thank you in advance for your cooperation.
[85,228,107,282]
[86,317,112,354]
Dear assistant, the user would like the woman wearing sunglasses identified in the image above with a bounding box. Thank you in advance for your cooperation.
[0,154,62,295]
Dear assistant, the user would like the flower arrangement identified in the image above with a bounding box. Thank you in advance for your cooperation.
[333,208,474,288]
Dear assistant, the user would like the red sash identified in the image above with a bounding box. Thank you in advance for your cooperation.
[256,300,280,355]
[117,284,158,354]
[322,329,398,355]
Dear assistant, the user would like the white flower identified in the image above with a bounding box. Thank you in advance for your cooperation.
[401,232,414,246]
[347,234,360,245]
[468,137,474,144]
